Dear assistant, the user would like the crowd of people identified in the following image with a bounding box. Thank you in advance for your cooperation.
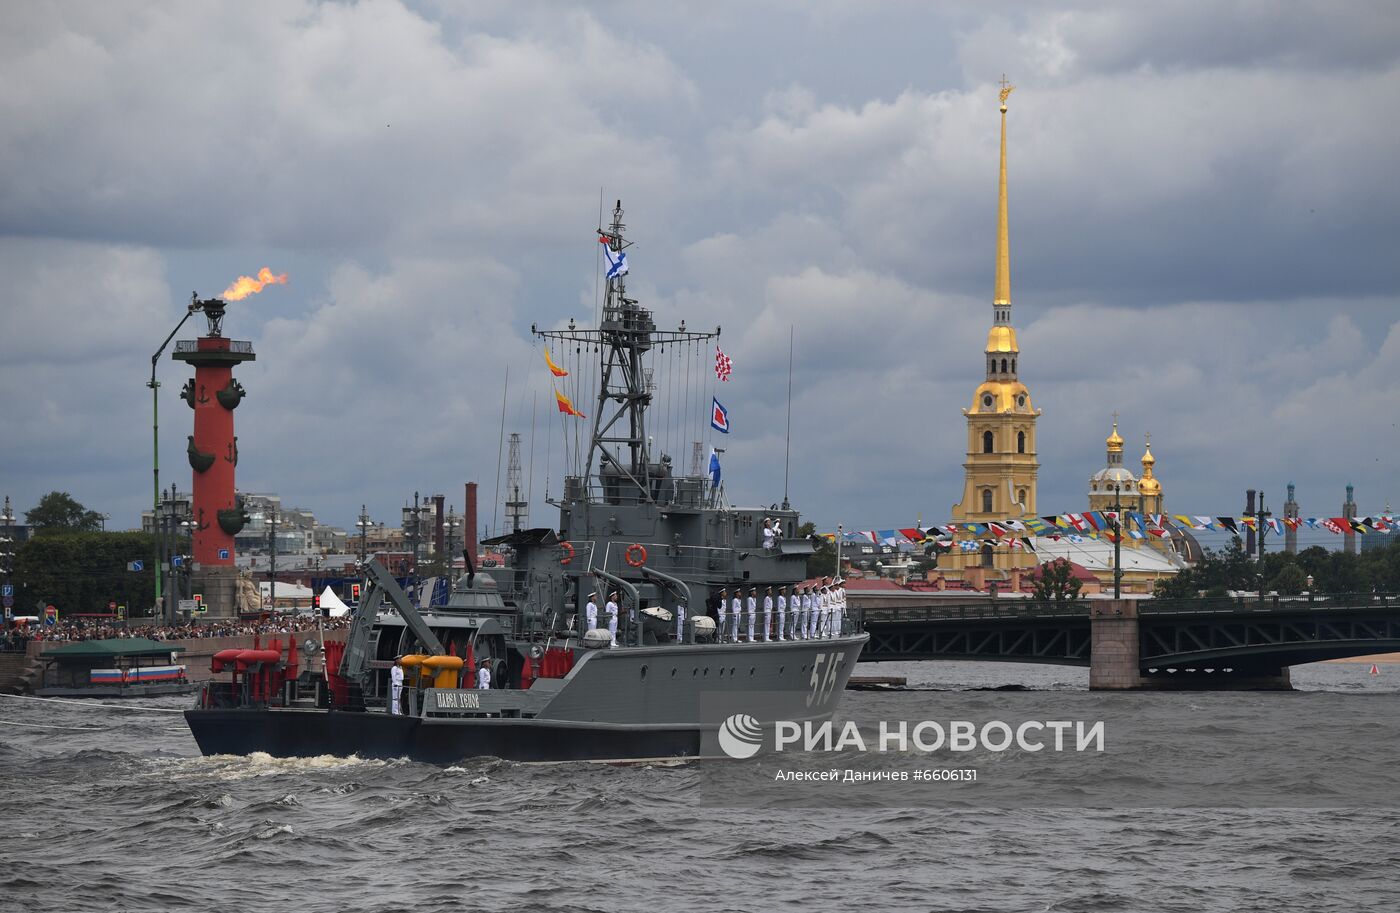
[2,615,352,651]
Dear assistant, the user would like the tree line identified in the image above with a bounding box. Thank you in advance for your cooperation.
[1154,539,1400,597]
[6,491,159,617]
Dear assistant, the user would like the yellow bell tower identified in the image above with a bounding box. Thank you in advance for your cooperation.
[947,79,1040,573]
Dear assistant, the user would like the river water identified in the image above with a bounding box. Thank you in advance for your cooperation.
[2,661,1397,912]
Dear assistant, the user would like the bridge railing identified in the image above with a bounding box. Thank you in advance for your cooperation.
[857,600,1090,624]
[1141,593,1400,615]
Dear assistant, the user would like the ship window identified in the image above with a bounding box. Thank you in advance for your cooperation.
[982,489,993,513]
[1017,431,1025,453]
[983,431,994,453]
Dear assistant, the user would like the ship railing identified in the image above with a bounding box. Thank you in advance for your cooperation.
[567,476,717,510]
[579,541,739,581]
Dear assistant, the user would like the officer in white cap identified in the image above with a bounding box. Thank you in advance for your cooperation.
[796,585,809,640]
[818,577,833,638]
[775,586,788,641]
[389,656,405,715]
[731,589,743,643]
[585,591,599,633]
[476,658,492,690]
[605,591,620,647]
[717,588,728,642]
[828,576,840,635]
[745,587,757,642]
[762,586,774,642]
[762,517,776,551]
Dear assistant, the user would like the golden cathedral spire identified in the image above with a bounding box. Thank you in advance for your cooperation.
[994,75,1014,313]
[985,77,1019,359]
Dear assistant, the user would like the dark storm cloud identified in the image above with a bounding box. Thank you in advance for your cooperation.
[1,1,1397,532]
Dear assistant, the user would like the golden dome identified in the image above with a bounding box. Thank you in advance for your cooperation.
[985,325,1019,354]
[1139,437,1161,495]
[1106,420,1124,453]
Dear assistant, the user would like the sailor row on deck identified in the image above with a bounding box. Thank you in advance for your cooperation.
[582,577,849,647]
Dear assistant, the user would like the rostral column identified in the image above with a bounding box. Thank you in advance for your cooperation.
[173,297,254,613]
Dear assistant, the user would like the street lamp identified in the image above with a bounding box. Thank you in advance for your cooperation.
[356,504,371,564]
[267,508,279,610]
[1109,481,1123,599]
[149,295,204,616]
[1,497,15,615]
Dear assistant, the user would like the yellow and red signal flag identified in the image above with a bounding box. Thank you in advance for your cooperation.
[544,346,569,378]
[554,388,585,419]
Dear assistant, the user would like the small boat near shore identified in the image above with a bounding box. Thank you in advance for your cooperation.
[36,638,196,698]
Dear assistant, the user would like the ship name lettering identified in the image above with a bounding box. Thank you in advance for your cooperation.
[437,691,481,710]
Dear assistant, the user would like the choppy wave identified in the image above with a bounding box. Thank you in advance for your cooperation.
[0,663,1396,912]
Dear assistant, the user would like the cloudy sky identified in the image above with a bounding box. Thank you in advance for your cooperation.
[2,0,1398,542]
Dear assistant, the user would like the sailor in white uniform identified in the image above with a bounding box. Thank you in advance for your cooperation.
[796,585,809,640]
[731,591,743,643]
[717,589,728,642]
[745,587,757,642]
[762,518,776,550]
[762,586,774,642]
[585,591,599,633]
[828,576,840,635]
[812,581,827,639]
[389,659,404,715]
[775,587,787,641]
[476,661,491,690]
[605,592,619,647]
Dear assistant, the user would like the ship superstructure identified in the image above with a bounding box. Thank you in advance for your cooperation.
[185,202,866,763]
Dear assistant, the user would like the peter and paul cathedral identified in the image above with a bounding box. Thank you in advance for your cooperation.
[945,79,1041,578]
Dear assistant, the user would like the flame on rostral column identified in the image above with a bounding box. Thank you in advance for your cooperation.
[221,267,288,301]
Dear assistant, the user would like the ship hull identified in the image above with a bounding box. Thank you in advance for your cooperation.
[184,709,705,763]
[185,634,867,764]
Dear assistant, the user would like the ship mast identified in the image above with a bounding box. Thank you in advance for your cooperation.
[533,200,717,504]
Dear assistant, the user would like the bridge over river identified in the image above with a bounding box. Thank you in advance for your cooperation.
[851,592,1400,690]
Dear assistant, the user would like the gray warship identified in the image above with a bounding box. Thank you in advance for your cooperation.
[185,201,868,763]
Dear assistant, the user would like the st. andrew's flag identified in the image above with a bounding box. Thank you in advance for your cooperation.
[710,397,730,433]
[599,237,628,279]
